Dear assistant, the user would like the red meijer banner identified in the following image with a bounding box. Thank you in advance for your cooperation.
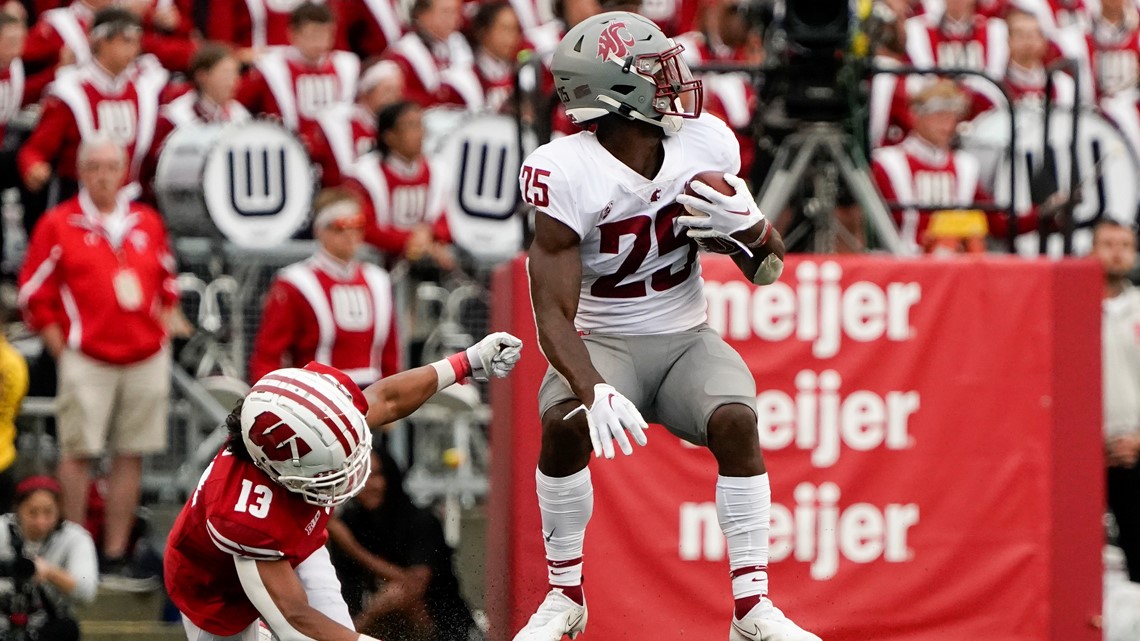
[487,255,1103,641]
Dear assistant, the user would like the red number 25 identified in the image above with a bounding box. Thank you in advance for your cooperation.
[521,165,551,208]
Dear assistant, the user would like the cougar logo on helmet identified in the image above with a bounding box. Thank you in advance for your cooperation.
[597,21,635,59]
[248,411,313,462]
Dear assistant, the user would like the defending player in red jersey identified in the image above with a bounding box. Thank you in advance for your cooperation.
[165,334,522,641]
[514,11,817,641]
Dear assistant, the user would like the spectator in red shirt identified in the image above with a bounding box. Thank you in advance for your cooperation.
[236,2,359,134]
[385,0,483,109]
[17,134,182,581]
[249,188,400,388]
[349,101,454,270]
[18,8,168,203]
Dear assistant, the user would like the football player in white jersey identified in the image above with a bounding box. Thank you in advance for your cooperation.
[513,11,819,641]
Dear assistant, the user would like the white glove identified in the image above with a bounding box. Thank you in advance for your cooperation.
[565,384,648,459]
[466,332,523,381]
[675,173,769,257]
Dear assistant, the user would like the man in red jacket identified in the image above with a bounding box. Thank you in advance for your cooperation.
[17,134,181,582]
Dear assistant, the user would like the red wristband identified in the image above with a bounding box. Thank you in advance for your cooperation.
[446,351,472,384]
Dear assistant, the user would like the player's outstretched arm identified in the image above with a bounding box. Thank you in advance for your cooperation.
[528,212,606,406]
[235,557,377,641]
[361,332,523,428]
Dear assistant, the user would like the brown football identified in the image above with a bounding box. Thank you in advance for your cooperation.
[684,171,734,199]
[683,171,745,254]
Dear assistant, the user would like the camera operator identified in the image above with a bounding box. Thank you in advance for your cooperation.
[0,476,97,641]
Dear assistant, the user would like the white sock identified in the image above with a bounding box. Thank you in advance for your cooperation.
[537,467,593,589]
[716,474,771,610]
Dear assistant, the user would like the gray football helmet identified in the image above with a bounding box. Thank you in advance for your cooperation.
[550,11,703,133]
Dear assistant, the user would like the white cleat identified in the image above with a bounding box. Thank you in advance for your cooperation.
[512,588,588,641]
[730,598,821,641]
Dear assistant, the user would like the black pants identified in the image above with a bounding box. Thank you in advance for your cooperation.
[1108,463,1140,582]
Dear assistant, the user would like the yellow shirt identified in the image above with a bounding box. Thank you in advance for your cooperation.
[0,338,28,472]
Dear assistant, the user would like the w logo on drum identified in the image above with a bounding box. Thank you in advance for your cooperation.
[97,101,137,144]
[457,140,513,220]
[228,145,288,217]
[249,411,312,462]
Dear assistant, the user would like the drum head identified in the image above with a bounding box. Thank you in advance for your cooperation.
[433,113,536,266]
[200,120,315,248]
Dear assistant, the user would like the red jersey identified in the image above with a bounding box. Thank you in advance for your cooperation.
[165,448,332,636]
[237,47,359,133]
[333,0,403,61]
[17,192,177,364]
[348,153,451,258]
[207,0,327,50]
[871,134,988,248]
[385,32,483,109]
[249,252,398,386]
[905,14,1010,78]
[18,58,168,185]
[306,102,376,188]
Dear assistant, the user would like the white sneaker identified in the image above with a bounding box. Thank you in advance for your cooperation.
[511,588,588,641]
[730,597,821,641]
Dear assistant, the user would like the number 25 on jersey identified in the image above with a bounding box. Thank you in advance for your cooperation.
[522,165,696,300]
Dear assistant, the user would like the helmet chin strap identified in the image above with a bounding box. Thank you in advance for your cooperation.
[596,95,683,134]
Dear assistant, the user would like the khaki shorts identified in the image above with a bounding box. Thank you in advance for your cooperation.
[538,325,756,446]
[56,347,171,457]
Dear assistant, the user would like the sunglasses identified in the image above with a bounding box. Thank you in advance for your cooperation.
[325,215,366,231]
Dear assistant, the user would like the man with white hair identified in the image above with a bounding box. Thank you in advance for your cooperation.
[18,7,167,202]
[17,134,180,587]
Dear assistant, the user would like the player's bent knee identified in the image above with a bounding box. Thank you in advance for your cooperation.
[541,402,591,444]
[707,403,759,441]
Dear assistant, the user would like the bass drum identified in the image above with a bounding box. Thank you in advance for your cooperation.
[958,106,1140,256]
[426,110,537,267]
[154,119,315,248]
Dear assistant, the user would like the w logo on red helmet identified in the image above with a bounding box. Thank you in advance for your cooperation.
[597,21,636,59]
[249,411,313,462]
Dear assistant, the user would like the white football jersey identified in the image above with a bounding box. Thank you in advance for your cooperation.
[521,113,740,335]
